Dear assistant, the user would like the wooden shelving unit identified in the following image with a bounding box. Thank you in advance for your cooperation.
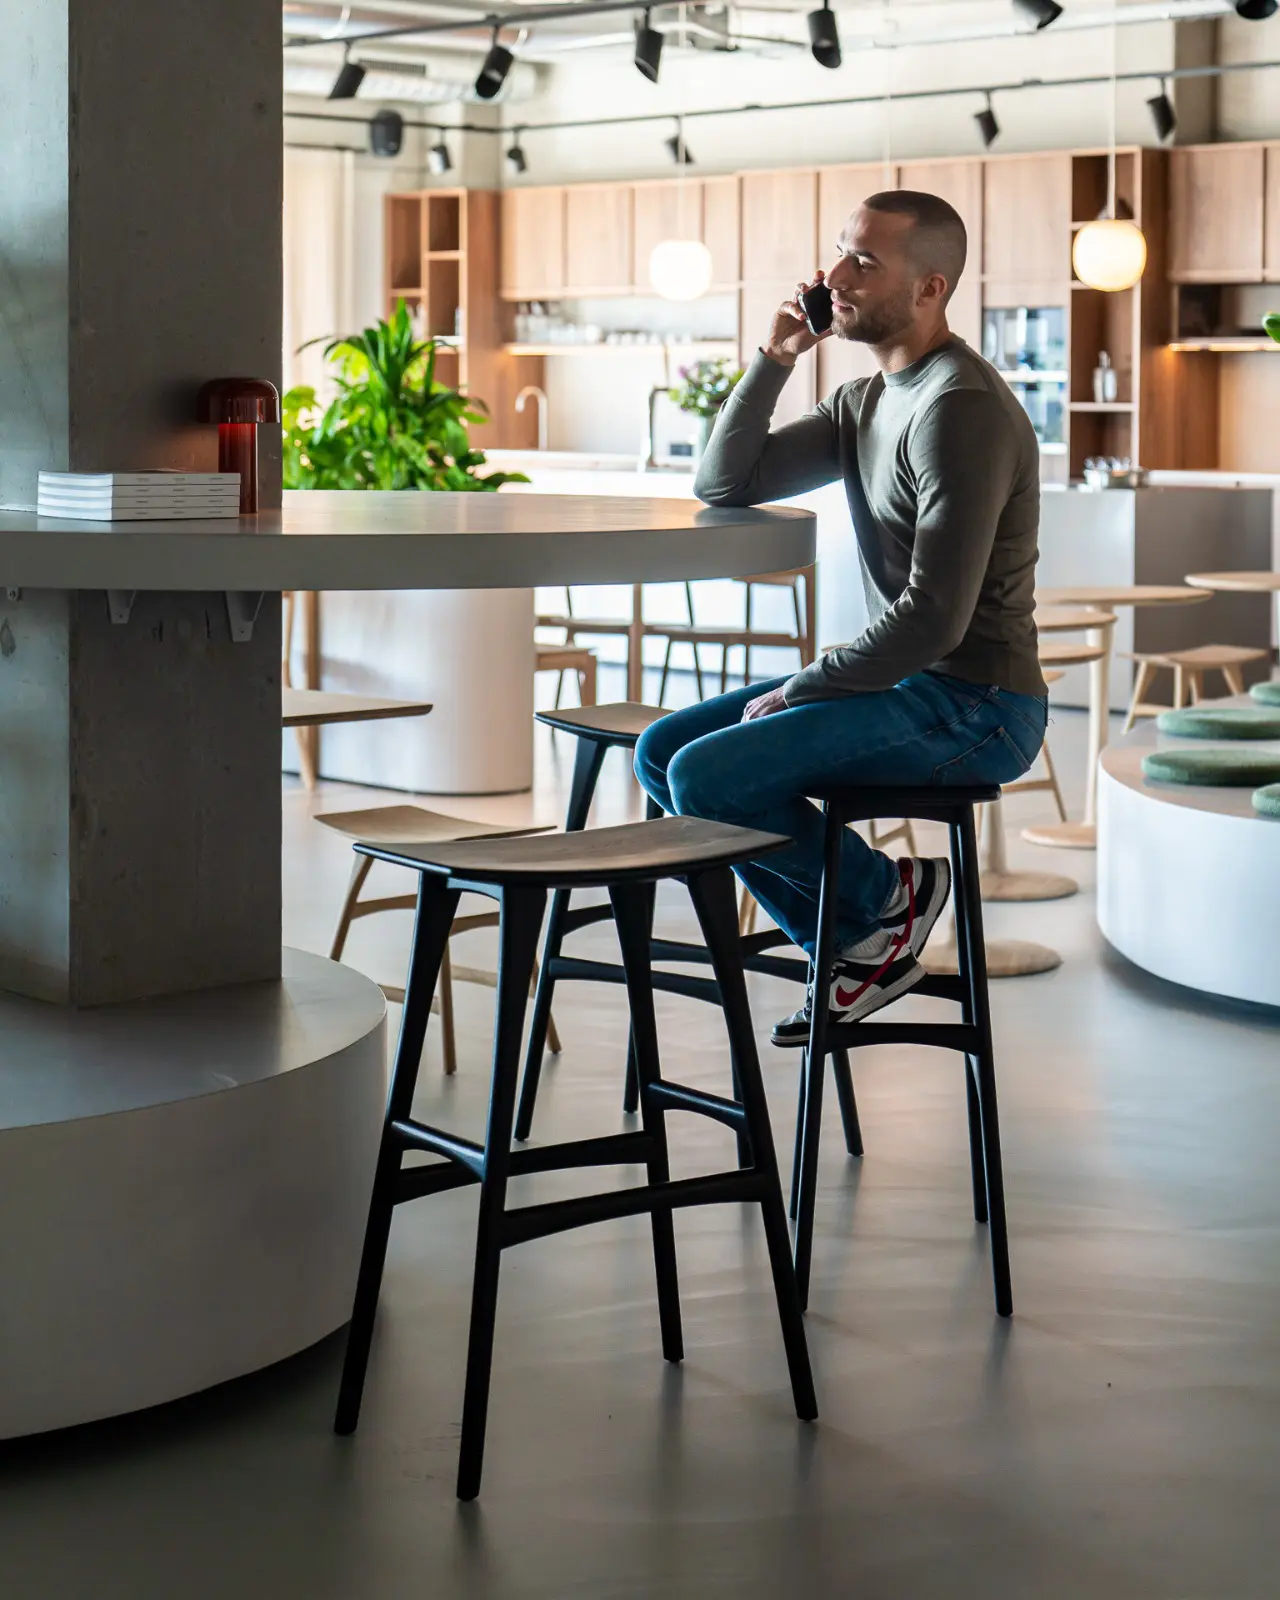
[383,188,540,450]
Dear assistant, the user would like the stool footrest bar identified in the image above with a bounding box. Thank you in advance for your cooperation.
[501,1168,772,1248]
[560,902,614,937]
[548,954,721,1006]
[649,1079,749,1132]
[392,1119,485,1176]
[822,1020,980,1054]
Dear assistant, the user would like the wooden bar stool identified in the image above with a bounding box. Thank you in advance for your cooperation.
[1120,643,1269,732]
[281,688,433,793]
[333,815,818,1500]
[318,804,559,1078]
[795,781,1012,1317]
[517,704,863,1169]
[536,643,598,709]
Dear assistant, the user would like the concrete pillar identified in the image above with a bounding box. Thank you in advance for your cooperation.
[0,1,283,1004]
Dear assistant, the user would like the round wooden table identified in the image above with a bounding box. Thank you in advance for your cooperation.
[1025,585,1211,850]
[0,490,817,1439]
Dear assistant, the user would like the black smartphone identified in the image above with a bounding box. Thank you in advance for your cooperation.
[800,280,833,337]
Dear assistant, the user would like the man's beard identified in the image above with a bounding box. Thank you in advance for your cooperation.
[833,286,915,345]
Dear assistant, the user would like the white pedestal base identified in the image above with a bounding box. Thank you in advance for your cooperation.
[284,589,536,795]
[0,949,387,1439]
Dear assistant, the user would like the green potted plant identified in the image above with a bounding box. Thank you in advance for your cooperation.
[669,356,745,461]
[283,300,527,492]
[1265,312,1280,347]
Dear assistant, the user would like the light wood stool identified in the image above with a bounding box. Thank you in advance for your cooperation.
[1120,643,1269,732]
[537,644,598,709]
[318,804,560,1078]
[282,689,434,792]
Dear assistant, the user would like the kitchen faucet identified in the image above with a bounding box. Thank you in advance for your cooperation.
[515,385,549,451]
[641,384,667,472]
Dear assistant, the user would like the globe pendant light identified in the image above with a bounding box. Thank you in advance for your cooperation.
[1072,4,1147,292]
[650,117,714,301]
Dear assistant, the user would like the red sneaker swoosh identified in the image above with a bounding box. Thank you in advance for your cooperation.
[833,981,864,1008]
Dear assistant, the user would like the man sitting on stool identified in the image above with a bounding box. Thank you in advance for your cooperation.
[635,190,1048,1042]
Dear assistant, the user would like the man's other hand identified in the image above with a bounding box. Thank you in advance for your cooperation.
[741,686,789,721]
[762,271,830,368]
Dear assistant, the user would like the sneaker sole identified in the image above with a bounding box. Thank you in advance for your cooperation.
[771,958,927,1047]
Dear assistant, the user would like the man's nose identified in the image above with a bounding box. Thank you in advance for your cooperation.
[826,256,854,292]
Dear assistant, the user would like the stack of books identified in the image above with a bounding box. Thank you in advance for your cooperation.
[37,471,242,521]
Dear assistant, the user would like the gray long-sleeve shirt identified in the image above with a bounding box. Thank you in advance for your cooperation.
[694,341,1047,705]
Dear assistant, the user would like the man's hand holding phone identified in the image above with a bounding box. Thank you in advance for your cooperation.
[762,270,833,368]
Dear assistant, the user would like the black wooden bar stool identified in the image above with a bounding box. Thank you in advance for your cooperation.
[518,703,862,1163]
[792,781,1011,1319]
[333,814,818,1502]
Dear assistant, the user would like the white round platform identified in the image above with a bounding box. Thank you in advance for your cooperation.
[1097,711,1280,1008]
[0,949,386,1439]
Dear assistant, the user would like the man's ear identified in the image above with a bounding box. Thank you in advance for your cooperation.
[917,271,949,307]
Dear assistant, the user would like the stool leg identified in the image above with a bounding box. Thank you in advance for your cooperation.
[793,1047,862,1212]
[955,808,1013,1319]
[611,883,683,1362]
[688,866,817,1421]
[515,737,607,1142]
[949,820,989,1226]
[458,884,547,1502]
[832,1050,863,1158]
[793,802,844,1312]
[330,854,374,961]
[335,877,461,1437]
[622,795,666,1118]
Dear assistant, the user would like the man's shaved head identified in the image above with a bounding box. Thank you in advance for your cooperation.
[860,190,968,306]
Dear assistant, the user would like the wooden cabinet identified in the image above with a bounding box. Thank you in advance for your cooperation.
[1169,145,1265,282]
[739,280,816,427]
[898,159,984,346]
[701,175,740,287]
[631,178,740,290]
[817,164,886,271]
[564,183,633,293]
[983,155,1071,284]
[500,186,564,299]
[741,171,817,284]
[1265,145,1280,281]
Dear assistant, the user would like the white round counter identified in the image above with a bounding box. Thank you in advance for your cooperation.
[1097,713,1280,1008]
[0,949,387,1438]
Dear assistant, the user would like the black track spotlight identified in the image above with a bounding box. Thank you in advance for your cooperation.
[665,130,694,165]
[329,46,366,100]
[635,9,664,82]
[428,133,453,176]
[1013,0,1063,28]
[506,132,528,175]
[1235,0,1277,16]
[807,0,842,69]
[475,28,514,100]
[369,109,404,158]
[975,92,1000,149]
[1146,79,1176,143]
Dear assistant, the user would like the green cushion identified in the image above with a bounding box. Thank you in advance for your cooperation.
[1142,747,1280,786]
[1250,681,1280,706]
[1253,783,1280,818]
[1156,706,1280,739]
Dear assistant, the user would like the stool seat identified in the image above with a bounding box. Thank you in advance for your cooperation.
[356,815,789,888]
[808,781,1001,821]
[281,688,433,727]
[1121,643,1269,668]
[317,804,549,846]
[536,701,668,745]
[1039,640,1108,669]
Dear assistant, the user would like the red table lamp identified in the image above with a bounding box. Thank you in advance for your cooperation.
[198,377,280,513]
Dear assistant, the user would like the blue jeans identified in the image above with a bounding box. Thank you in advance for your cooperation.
[634,672,1048,958]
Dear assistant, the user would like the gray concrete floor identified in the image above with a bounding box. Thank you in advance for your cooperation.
[2,672,1279,1599]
